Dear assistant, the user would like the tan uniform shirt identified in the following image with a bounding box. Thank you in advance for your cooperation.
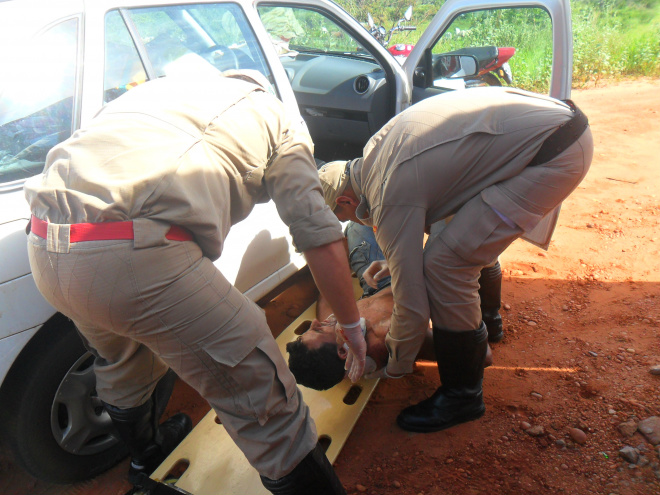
[25,74,343,260]
[350,87,575,374]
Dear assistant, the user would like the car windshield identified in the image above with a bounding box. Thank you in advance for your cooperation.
[258,6,371,59]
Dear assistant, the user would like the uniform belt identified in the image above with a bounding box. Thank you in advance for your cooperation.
[29,215,193,242]
[528,99,589,167]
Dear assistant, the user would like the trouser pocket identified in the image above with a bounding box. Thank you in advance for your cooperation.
[203,331,298,426]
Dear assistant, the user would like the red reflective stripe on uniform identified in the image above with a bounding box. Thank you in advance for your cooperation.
[30,215,192,242]
[70,220,135,241]
[165,225,194,241]
[29,216,49,239]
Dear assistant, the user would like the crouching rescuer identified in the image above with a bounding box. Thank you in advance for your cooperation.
[318,87,593,433]
[24,71,367,494]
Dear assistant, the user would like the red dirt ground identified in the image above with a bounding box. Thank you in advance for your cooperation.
[1,78,659,495]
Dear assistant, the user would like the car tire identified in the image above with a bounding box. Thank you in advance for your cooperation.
[0,315,127,483]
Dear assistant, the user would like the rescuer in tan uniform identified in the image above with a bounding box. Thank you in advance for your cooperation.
[319,86,593,433]
[24,72,366,495]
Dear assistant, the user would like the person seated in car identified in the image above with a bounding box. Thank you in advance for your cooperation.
[260,7,305,55]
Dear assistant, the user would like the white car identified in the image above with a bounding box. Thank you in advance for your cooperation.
[0,0,573,483]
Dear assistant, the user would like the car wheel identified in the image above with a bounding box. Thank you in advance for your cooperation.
[0,316,127,483]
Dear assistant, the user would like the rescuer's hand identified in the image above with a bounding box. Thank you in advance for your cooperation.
[363,260,390,289]
[336,318,367,383]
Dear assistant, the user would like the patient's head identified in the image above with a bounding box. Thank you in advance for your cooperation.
[286,319,347,391]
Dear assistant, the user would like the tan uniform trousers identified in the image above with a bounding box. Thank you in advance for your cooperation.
[27,232,316,480]
[429,219,499,269]
[423,129,593,331]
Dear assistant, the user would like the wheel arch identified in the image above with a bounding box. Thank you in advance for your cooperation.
[0,312,78,399]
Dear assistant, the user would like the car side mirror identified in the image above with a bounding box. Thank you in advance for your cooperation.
[433,54,478,79]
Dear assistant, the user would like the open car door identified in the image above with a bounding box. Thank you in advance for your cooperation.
[256,0,573,164]
[403,0,573,102]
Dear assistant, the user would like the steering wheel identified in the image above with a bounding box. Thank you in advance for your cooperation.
[201,44,239,71]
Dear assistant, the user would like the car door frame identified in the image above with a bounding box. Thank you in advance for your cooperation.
[402,0,573,100]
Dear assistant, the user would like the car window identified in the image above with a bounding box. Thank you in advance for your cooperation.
[429,7,553,93]
[112,3,274,88]
[105,11,148,104]
[0,18,78,184]
[258,6,369,57]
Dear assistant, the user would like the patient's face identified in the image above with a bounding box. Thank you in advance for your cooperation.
[299,318,348,359]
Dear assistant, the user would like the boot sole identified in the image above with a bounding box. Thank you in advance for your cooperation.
[488,331,504,343]
[396,407,486,433]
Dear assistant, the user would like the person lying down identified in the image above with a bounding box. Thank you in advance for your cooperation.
[286,287,493,391]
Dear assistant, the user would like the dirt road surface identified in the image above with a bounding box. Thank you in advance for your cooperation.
[1,78,659,495]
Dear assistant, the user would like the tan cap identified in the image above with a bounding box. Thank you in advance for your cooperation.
[318,160,349,211]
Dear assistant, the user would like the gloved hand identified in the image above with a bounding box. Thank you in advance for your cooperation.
[341,348,377,376]
[363,260,390,289]
[336,318,367,383]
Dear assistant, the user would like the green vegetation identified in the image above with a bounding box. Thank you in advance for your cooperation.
[336,0,660,90]
[571,0,660,84]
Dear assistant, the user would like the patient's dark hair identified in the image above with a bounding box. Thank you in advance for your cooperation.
[286,339,346,391]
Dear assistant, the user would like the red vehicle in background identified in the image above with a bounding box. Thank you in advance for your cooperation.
[388,42,415,61]
[366,6,416,63]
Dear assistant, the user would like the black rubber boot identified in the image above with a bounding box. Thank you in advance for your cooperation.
[260,442,347,495]
[151,369,177,427]
[104,371,192,487]
[396,323,488,433]
[479,261,504,342]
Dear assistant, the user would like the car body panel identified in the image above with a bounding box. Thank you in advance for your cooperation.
[0,274,50,344]
[0,273,57,385]
[0,326,39,385]
[0,221,30,284]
